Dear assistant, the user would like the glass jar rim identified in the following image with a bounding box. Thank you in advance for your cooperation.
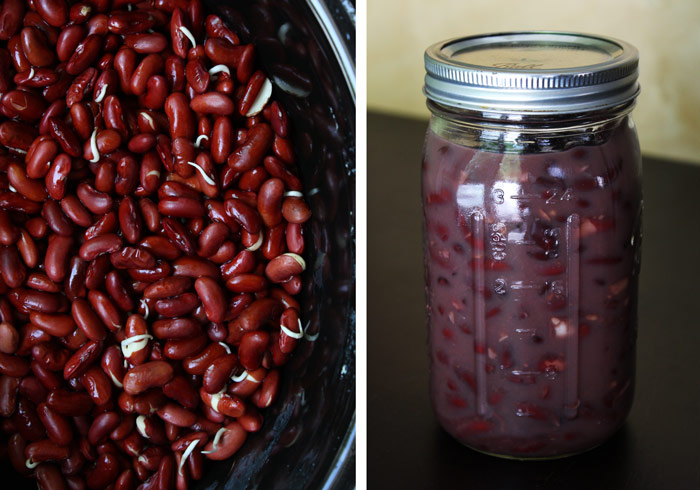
[424,31,640,115]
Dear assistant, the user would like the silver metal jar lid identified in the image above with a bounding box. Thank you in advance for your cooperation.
[424,31,640,114]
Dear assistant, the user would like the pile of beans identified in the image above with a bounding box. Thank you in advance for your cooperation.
[0,0,314,488]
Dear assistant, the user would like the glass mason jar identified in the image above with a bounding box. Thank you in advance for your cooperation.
[422,32,642,459]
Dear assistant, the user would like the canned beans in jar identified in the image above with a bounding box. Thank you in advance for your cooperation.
[0,1,315,487]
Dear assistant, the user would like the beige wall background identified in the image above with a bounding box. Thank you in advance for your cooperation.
[368,0,700,164]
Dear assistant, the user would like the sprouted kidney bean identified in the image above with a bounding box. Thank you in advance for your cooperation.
[0,1,312,488]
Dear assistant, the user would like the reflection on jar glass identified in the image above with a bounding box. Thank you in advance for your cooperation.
[422,32,642,459]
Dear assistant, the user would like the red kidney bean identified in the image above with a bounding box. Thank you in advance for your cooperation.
[265,253,306,283]
[42,199,74,236]
[44,235,73,283]
[158,196,205,218]
[20,26,55,67]
[0,374,21,416]
[204,15,239,44]
[0,351,29,377]
[7,162,48,202]
[152,318,201,339]
[143,276,192,299]
[61,446,86,477]
[26,439,72,462]
[224,198,262,234]
[238,331,270,371]
[156,403,197,427]
[9,433,30,474]
[87,291,122,333]
[100,345,125,389]
[0,245,25,288]
[48,117,82,157]
[2,89,46,121]
[14,67,58,88]
[227,123,273,172]
[239,166,269,192]
[282,196,312,224]
[88,411,120,445]
[239,298,285,334]
[0,120,36,154]
[37,402,73,446]
[162,376,198,411]
[85,453,119,490]
[172,256,219,279]
[209,115,232,164]
[200,388,244,419]
[197,222,228,258]
[202,353,237,394]
[46,389,92,416]
[262,224,285,260]
[66,35,102,76]
[161,216,196,255]
[163,332,208,360]
[204,37,244,67]
[190,92,234,115]
[257,177,284,227]
[286,222,305,254]
[143,74,168,109]
[191,276,225,322]
[125,32,168,53]
[0,322,20,354]
[79,234,122,262]
[129,133,156,153]
[26,138,59,179]
[225,274,268,294]
[34,0,68,27]
[123,361,173,395]
[71,299,107,342]
[32,343,70,372]
[57,25,86,62]
[45,153,71,200]
[117,196,141,244]
[63,340,102,380]
[79,365,112,406]
[77,182,113,215]
[239,405,263,433]
[273,134,295,164]
[26,273,59,293]
[64,256,88,301]
[238,70,267,116]
[0,0,24,41]
[185,58,209,93]
[29,313,75,338]
[13,397,46,441]
[16,378,47,408]
[269,100,289,137]
[201,421,246,460]
[182,342,226,376]
[164,92,195,139]
[0,209,19,245]
[282,275,302,295]
[264,155,302,191]
[221,250,256,278]
[8,288,62,314]
[60,328,90,353]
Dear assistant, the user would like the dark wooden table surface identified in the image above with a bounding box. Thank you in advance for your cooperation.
[367,111,700,490]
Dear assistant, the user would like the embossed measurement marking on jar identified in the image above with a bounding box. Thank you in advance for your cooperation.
[508,189,573,204]
[508,280,539,290]
[490,222,507,261]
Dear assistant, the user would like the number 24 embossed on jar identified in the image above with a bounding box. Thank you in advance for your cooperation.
[422,32,642,458]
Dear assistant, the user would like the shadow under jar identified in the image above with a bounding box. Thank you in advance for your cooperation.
[422,32,642,459]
